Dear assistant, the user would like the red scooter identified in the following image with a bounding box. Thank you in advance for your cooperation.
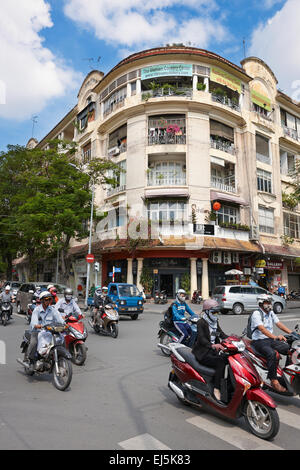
[64,312,88,366]
[168,336,279,440]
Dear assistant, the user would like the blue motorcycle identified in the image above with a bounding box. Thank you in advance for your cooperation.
[157,316,199,356]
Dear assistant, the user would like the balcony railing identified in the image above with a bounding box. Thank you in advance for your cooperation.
[283,126,300,142]
[148,133,186,145]
[107,184,126,197]
[147,173,186,186]
[103,97,126,117]
[142,87,192,100]
[148,117,186,146]
[211,93,240,112]
[210,138,235,155]
[211,175,236,193]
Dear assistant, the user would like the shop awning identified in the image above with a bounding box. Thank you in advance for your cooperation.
[145,188,189,198]
[203,237,261,253]
[210,190,248,206]
[263,244,300,258]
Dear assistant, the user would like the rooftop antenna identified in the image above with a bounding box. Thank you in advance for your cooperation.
[243,38,247,59]
[31,115,38,138]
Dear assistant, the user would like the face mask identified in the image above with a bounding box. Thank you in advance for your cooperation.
[263,303,272,312]
[65,295,72,301]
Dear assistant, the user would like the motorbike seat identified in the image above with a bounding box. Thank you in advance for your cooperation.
[176,347,215,377]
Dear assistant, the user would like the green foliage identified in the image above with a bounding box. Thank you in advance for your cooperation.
[0,140,120,279]
[181,272,191,294]
[139,266,154,293]
[282,191,298,210]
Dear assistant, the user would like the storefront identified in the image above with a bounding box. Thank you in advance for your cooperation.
[254,259,284,291]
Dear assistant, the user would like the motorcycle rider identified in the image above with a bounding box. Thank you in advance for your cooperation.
[92,286,109,326]
[0,285,13,318]
[56,288,82,319]
[27,291,64,371]
[172,289,197,345]
[49,286,58,304]
[0,285,13,303]
[192,299,228,402]
[250,294,292,393]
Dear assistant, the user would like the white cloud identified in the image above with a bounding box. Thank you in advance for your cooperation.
[0,0,81,121]
[249,0,300,98]
[63,0,227,50]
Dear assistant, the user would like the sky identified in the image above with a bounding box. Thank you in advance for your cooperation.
[0,0,299,152]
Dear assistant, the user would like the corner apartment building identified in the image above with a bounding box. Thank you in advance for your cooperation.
[16,45,300,298]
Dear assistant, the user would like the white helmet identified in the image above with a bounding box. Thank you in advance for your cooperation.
[47,284,54,291]
[257,294,273,305]
[176,289,186,302]
[4,285,10,291]
[40,291,52,301]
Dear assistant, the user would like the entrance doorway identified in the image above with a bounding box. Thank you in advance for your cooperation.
[160,274,174,297]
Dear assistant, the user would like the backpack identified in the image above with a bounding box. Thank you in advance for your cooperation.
[246,309,264,339]
[163,303,175,328]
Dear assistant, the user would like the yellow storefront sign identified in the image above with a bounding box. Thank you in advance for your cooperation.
[251,89,271,112]
[255,259,267,268]
[210,66,242,94]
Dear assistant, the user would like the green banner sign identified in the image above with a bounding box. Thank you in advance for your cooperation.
[141,63,193,80]
[210,66,241,94]
[251,89,271,112]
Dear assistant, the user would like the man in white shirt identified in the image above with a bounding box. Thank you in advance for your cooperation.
[251,294,292,393]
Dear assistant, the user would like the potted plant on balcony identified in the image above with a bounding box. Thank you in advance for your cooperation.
[197,82,206,91]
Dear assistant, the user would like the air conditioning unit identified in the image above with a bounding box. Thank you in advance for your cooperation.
[210,251,222,264]
[249,225,259,241]
[223,252,232,265]
[108,146,120,157]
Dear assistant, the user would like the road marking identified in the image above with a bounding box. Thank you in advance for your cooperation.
[118,433,171,450]
[277,408,300,430]
[186,415,282,450]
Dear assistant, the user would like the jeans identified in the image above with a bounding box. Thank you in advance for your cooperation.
[27,330,39,362]
[252,338,289,380]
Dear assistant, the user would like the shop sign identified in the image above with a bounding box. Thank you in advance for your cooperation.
[255,259,266,268]
[74,259,87,274]
[194,224,215,235]
[251,89,271,112]
[210,66,241,94]
[265,260,283,270]
[141,63,193,80]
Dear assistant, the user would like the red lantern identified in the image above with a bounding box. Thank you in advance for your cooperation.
[213,201,221,211]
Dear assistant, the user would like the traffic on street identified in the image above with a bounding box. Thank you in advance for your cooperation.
[0,296,299,451]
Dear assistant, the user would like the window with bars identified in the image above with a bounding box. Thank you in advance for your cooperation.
[259,206,274,234]
[216,204,239,224]
[256,134,270,164]
[257,168,272,193]
[283,212,300,239]
[82,142,91,163]
[148,201,187,225]
[147,161,186,186]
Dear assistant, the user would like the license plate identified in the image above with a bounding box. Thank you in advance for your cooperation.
[128,307,137,311]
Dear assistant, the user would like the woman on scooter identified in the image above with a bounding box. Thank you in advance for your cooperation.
[192,299,228,402]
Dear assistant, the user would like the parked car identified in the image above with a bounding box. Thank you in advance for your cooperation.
[107,283,144,320]
[16,282,69,314]
[212,285,286,315]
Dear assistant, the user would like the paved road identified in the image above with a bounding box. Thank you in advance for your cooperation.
[0,303,299,451]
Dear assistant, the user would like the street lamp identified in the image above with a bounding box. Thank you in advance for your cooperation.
[69,163,95,306]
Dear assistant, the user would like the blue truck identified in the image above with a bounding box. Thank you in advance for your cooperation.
[107,283,144,320]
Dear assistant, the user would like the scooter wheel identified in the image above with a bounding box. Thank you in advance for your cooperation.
[72,343,87,366]
[244,401,280,440]
[110,323,118,339]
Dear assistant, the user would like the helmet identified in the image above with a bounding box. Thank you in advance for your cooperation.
[64,288,73,301]
[202,298,219,311]
[102,286,108,295]
[176,289,186,302]
[40,291,52,301]
[4,285,10,291]
[36,286,41,292]
[47,284,54,291]
[257,294,273,305]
